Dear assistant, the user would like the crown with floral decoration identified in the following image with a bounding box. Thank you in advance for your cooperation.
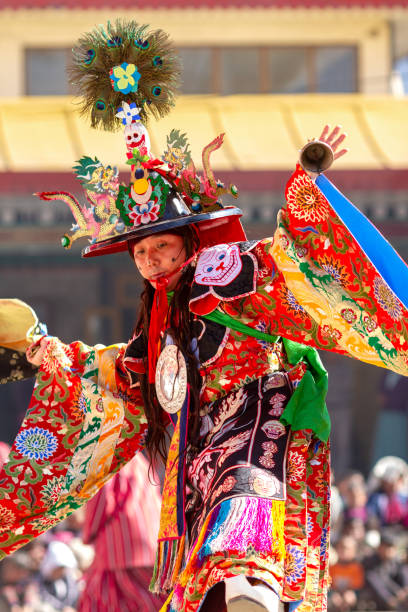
[35,20,244,256]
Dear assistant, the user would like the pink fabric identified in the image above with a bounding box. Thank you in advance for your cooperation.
[79,566,163,612]
[386,493,406,525]
[81,453,162,569]
[0,442,10,469]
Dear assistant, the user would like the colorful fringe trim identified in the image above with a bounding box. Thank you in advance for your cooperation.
[158,496,286,610]
[150,534,186,594]
[182,496,285,589]
[151,390,190,596]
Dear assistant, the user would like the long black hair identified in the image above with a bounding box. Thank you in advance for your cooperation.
[128,226,202,465]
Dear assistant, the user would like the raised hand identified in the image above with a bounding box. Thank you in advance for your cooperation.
[26,337,49,367]
[318,124,348,161]
[300,124,349,179]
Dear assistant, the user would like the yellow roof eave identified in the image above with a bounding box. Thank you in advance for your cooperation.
[0,93,407,173]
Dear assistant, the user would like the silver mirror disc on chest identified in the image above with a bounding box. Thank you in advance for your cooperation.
[155,344,187,414]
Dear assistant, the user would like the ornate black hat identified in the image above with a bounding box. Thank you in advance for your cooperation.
[35,21,245,257]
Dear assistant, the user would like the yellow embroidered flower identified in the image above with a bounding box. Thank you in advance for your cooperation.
[287,173,330,223]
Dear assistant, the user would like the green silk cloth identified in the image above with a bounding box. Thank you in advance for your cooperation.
[167,293,330,442]
[203,309,330,443]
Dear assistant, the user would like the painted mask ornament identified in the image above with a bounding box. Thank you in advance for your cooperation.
[189,241,258,316]
[114,101,168,228]
[195,244,242,286]
[120,111,151,158]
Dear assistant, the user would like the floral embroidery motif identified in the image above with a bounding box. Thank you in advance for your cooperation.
[286,172,329,223]
[40,476,66,507]
[128,199,161,226]
[319,527,329,560]
[42,338,73,374]
[268,393,286,417]
[295,245,308,258]
[278,286,307,318]
[321,325,342,342]
[0,508,15,534]
[259,440,277,469]
[318,254,349,286]
[15,427,58,461]
[340,308,357,324]
[77,393,88,415]
[0,347,38,384]
[285,544,306,585]
[116,172,169,228]
[287,450,306,484]
[373,276,402,320]
[363,315,377,333]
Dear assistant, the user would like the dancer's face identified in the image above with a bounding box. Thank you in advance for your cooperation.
[132,233,186,290]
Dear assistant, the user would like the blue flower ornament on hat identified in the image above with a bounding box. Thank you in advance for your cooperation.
[35,20,245,257]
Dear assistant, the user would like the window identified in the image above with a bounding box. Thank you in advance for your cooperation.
[219,48,260,95]
[268,48,308,94]
[178,48,212,94]
[25,48,71,95]
[316,46,356,93]
[179,45,357,95]
[26,45,357,97]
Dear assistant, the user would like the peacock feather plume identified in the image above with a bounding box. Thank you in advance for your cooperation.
[69,20,181,131]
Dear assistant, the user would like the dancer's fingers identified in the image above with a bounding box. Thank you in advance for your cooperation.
[319,124,330,141]
[326,125,342,145]
[333,148,349,161]
[331,133,347,151]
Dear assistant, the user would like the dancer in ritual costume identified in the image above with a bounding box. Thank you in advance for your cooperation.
[1,20,408,612]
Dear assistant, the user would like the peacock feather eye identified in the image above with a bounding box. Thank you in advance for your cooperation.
[84,49,96,65]
[70,20,181,130]
[134,38,150,50]
[95,99,106,111]
[107,36,122,47]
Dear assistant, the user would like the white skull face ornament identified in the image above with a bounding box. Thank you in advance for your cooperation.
[124,121,151,156]
[195,244,242,287]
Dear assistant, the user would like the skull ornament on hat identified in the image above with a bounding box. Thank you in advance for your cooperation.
[34,20,245,257]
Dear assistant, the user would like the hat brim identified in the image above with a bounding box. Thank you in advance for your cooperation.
[82,207,245,258]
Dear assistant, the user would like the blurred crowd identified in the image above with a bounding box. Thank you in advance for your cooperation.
[0,509,91,612]
[0,445,164,612]
[0,439,407,611]
[329,456,408,611]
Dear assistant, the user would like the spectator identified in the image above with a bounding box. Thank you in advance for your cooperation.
[367,459,408,528]
[372,371,408,464]
[329,535,365,611]
[23,538,47,577]
[38,540,80,612]
[0,552,40,611]
[341,475,368,524]
[330,475,344,543]
[0,443,10,470]
[363,531,408,610]
[78,453,164,612]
